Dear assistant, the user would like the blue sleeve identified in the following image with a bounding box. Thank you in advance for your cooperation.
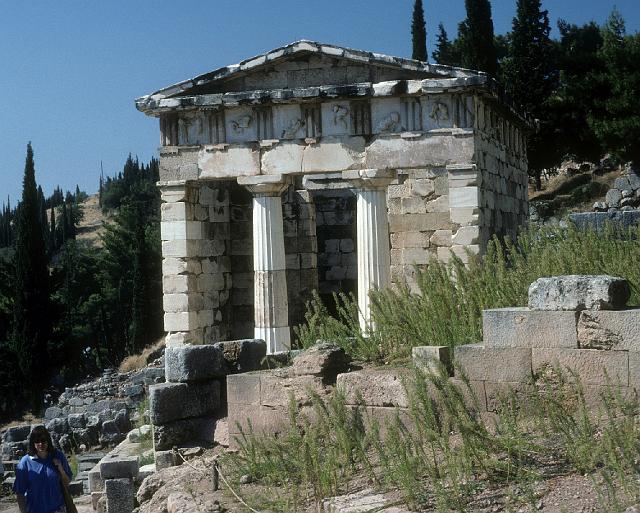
[13,457,29,495]
[57,450,73,480]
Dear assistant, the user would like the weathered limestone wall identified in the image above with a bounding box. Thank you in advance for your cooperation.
[160,182,233,346]
[387,168,452,288]
[474,97,529,247]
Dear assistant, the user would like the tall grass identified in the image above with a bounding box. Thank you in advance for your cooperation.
[226,368,640,512]
[295,224,640,362]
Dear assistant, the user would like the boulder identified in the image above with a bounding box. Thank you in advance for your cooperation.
[3,425,31,443]
[292,342,350,378]
[46,418,69,435]
[67,413,86,429]
[99,420,124,447]
[44,406,64,420]
[114,410,131,434]
[167,492,201,513]
[528,275,630,311]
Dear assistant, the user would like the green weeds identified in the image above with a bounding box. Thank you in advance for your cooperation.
[295,224,640,363]
[226,367,640,512]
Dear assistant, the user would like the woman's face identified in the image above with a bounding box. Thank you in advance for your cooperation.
[34,436,48,454]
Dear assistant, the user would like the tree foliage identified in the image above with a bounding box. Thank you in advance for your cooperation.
[411,0,427,62]
[12,144,53,407]
[458,0,498,75]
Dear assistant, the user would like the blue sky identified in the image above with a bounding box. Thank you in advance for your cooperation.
[1,0,638,205]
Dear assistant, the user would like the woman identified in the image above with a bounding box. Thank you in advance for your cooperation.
[13,425,73,513]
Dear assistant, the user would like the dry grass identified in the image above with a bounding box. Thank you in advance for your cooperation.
[118,337,165,373]
[0,412,42,432]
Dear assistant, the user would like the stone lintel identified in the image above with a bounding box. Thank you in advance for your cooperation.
[238,174,292,196]
[342,168,396,189]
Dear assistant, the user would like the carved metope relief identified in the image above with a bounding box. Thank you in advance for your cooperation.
[332,104,349,131]
[230,114,253,134]
[429,101,450,128]
[375,111,403,133]
[282,118,305,138]
[453,95,475,128]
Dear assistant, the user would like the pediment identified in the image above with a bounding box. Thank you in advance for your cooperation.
[137,40,480,109]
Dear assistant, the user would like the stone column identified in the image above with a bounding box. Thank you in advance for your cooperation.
[343,169,395,332]
[237,175,292,353]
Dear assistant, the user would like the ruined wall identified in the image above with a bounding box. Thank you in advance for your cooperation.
[475,97,529,247]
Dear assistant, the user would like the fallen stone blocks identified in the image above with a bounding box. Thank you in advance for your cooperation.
[528,275,630,311]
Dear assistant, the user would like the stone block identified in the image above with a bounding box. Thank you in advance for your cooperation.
[161,202,193,222]
[452,225,480,245]
[337,368,411,408]
[68,480,84,496]
[88,465,104,492]
[532,348,629,386]
[227,404,290,440]
[577,309,640,350]
[165,344,225,382]
[484,381,534,413]
[226,373,261,405]
[260,373,326,408]
[412,346,452,375]
[429,230,452,247]
[163,312,197,332]
[104,478,134,513]
[215,338,267,373]
[149,382,221,425]
[449,187,479,208]
[92,492,104,510]
[153,417,216,451]
[454,345,532,382]
[292,343,350,377]
[446,378,488,411]
[450,207,479,226]
[528,275,630,311]
[483,308,579,348]
[99,455,139,479]
[388,212,452,232]
[154,450,176,470]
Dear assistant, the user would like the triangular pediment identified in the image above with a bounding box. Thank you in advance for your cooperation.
[138,40,480,105]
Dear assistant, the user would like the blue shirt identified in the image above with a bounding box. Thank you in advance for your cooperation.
[13,449,73,513]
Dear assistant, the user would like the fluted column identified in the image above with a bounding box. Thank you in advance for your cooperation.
[343,169,395,332]
[237,175,292,353]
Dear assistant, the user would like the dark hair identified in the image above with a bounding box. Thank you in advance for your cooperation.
[27,425,55,458]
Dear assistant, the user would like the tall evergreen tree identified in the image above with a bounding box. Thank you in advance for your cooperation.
[589,9,640,166]
[458,0,498,75]
[411,0,428,61]
[503,0,557,188]
[432,23,462,65]
[12,143,52,409]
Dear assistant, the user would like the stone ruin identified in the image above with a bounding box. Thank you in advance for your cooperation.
[136,40,531,354]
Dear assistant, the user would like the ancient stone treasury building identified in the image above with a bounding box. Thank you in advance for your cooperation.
[136,41,531,353]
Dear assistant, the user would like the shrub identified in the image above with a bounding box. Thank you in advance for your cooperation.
[295,224,640,363]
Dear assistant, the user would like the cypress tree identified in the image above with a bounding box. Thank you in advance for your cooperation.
[12,143,52,409]
[411,0,428,62]
[459,0,498,75]
[503,0,556,188]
